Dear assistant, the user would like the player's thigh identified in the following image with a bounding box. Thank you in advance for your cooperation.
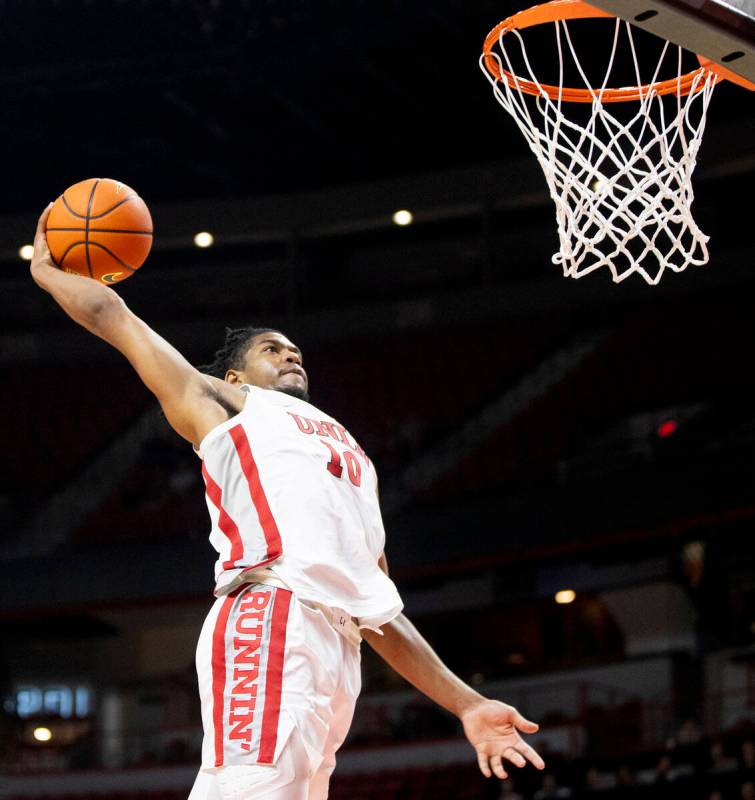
[307,645,362,800]
[188,767,222,800]
[189,728,310,800]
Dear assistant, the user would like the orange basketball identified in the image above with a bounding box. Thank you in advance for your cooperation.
[46,178,153,284]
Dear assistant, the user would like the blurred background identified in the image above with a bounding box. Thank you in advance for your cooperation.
[1,1,754,799]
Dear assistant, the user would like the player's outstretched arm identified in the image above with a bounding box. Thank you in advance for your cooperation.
[362,556,545,780]
[29,205,243,445]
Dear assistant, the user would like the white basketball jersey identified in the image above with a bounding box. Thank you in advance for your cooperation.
[196,385,403,629]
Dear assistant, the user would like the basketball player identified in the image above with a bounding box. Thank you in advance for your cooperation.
[30,206,545,799]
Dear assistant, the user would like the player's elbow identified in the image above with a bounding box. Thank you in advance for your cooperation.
[84,289,128,338]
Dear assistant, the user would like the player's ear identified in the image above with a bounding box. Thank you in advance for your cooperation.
[225,369,243,385]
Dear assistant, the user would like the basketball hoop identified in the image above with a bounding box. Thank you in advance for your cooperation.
[480,0,753,284]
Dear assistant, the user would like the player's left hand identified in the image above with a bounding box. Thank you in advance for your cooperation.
[461,698,545,779]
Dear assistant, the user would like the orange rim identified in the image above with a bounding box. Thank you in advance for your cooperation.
[481,0,719,103]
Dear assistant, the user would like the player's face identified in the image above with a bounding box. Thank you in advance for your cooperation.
[235,332,309,401]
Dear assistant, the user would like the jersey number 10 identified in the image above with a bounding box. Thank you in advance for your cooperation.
[321,441,362,487]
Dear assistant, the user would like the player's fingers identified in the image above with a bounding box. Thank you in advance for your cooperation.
[516,741,546,770]
[35,203,53,239]
[513,710,539,734]
[33,204,54,258]
[477,752,492,778]
[503,747,527,769]
[490,755,508,780]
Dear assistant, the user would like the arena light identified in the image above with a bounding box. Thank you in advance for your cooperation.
[193,231,214,248]
[657,419,678,439]
[33,727,52,742]
[19,244,34,260]
[392,209,413,226]
[555,589,576,605]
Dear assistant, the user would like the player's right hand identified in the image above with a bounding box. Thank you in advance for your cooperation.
[461,698,545,780]
[30,204,57,287]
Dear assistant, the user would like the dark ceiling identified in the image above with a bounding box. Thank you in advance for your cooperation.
[3,0,753,214]
[1,0,507,210]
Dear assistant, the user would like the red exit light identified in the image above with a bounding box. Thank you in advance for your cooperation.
[657,419,678,439]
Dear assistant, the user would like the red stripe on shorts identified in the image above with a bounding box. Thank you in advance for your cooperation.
[257,588,292,764]
[202,463,244,568]
[229,424,283,561]
[211,590,239,767]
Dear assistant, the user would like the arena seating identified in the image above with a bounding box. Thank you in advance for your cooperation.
[329,764,487,799]
[6,733,755,800]
[0,364,151,497]
[425,306,755,504]
[303,323,563,470]
[71,436,206,544]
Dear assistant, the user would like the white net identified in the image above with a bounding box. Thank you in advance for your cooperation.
[480,16,719,284]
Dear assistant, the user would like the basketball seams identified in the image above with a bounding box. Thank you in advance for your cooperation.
[47,228,153,235]
[60,186,140,221]
[89,195,137,219]
[58,241,86,268]
[87,241,137,272]
[58,240,136,278]
[84,179,100,279]
[61,194,86,219]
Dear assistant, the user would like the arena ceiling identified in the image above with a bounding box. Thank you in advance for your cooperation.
[2,0,753,213]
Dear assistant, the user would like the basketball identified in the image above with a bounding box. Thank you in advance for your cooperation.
[45,178,153,285]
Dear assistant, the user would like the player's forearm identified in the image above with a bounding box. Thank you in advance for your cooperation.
[31,259,124,335]
[363,613,484,719]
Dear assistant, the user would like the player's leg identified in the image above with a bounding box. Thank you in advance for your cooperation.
[188,727,311,800]
[307,643,362,800]
[195,584,364,799]
[195,585,300,776]
[188,766,222,800]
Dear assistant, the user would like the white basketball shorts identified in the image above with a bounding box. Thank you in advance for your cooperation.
[190,582,361,800]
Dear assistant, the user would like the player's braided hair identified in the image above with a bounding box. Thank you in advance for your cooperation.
[200,325,280,378]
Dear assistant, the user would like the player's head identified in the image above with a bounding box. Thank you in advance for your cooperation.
[204,326,309,401]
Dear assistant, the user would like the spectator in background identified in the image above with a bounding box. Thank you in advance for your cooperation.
[615,765,636,788]
[612,766,639,800]
[707,738,739,774]
[742,740,755,773]
[708,791,723,800]
[534,773,572,799]
[654,750,695,783]
[638,751,692,785]
[585,766,615,792]
[653,753,673,784]
[498,778,525,800]
[742,781,755,800]
[676,717,703,745]
[668,716,706,767]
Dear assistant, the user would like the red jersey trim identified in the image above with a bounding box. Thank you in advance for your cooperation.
[257,588,292,764]
[202,463,244,568]
[229,424,283,562]
[211,589,239,767]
